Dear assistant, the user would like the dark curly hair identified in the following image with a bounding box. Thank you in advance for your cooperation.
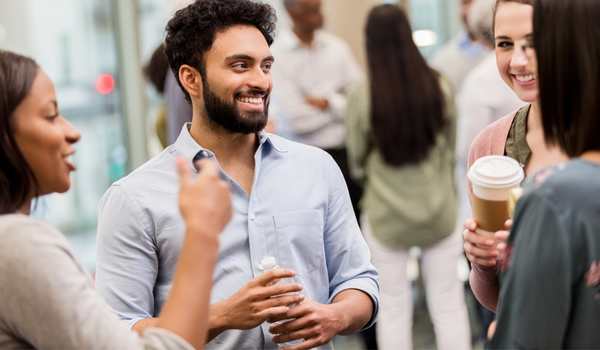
[165,0,277,101]
[0,50,40,214]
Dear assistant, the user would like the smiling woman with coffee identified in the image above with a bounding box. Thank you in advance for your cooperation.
[0,50,231,349]
[489,0,600,347]
[462,0,569,311]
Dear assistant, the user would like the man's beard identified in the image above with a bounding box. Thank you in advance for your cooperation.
[203,79,269,134]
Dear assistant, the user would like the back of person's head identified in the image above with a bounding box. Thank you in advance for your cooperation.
[283,0,324,32]
[365,4,446,167]
[534,0,600,157]
[164,0,276,101]
[460,0,475,31]
[0,50,40,214]
[468,0,496,47]
[143,44,169,94]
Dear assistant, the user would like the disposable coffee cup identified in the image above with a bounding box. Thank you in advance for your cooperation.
[468,156,524,232]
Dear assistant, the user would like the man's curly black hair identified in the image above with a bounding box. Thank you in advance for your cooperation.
[164,0,277,101]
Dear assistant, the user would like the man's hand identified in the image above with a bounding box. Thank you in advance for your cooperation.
[209,269,304,336]
[304,96,329,111]
[268,299,347,350]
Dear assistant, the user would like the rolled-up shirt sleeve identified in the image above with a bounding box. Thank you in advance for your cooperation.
[322,153,380,329]
[95,184,159,328]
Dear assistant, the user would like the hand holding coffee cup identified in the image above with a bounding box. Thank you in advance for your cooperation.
[463,219,498,267]
[464,156,524,267]
[495,220,511,263]
[463,216,514,267]
[468,156,524,232]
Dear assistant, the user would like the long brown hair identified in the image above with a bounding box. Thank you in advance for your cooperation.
[365,4,446,166]
[0,50,40,214]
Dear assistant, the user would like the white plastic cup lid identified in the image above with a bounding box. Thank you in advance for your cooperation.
[468,155,524,189]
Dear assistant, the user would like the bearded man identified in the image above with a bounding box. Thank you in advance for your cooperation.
[95,1,379,349]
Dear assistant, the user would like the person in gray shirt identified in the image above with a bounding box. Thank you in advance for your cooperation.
[491,0,600,347]
[0,49,232,349]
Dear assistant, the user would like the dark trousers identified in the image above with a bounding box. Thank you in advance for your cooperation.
[325,147,378,350]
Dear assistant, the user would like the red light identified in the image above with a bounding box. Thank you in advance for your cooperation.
[95,73,115,95]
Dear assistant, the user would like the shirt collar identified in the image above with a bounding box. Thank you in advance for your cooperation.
[259,132,288,153]
[172,123,205,166]
[172,123,287,168]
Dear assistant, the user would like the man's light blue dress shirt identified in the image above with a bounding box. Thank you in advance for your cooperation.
[95,125,379,350]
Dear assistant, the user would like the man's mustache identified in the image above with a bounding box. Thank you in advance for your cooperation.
[235,88,269,99]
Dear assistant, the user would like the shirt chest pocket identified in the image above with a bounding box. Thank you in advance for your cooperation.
[273,209,325,274]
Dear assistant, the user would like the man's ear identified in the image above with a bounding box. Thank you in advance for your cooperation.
[179,64,203,99]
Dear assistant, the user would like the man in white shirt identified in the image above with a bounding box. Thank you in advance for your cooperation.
[430,0,489,93]
[271,0,362,219]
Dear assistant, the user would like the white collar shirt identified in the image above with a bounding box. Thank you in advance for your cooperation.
[271,30,362,149]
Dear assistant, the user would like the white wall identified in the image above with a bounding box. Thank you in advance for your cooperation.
[0,0,34,55]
